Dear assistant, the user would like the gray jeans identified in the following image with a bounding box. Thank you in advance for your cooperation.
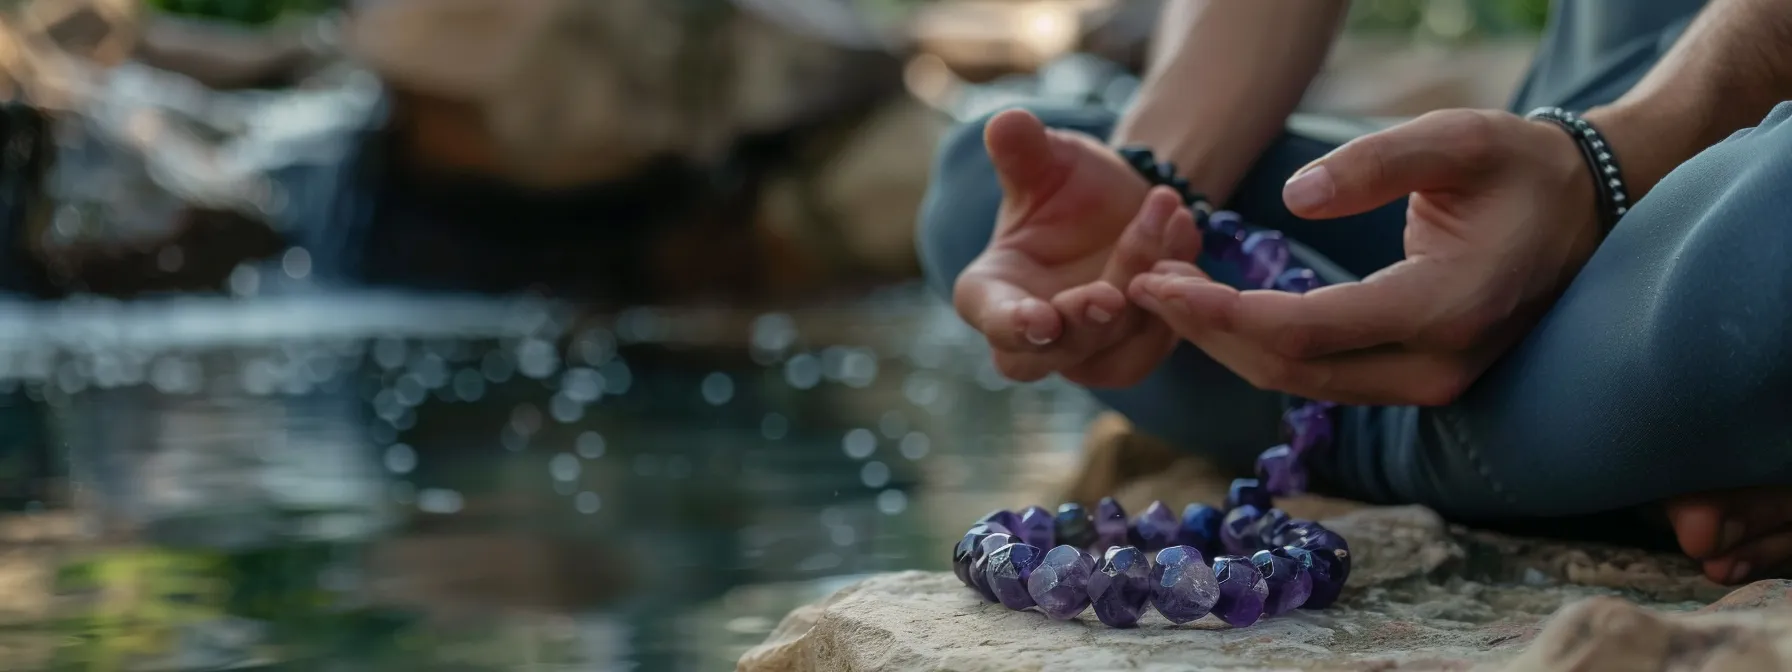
[917,88,1792,522]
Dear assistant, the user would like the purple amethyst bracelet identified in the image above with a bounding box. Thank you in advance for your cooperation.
[945,148,1357,627]
[1117,145,1338,501]
[952,499,1351,627]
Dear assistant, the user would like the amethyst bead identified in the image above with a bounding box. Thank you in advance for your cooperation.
[1053,503,1098,548]
[1149,546,1219,624]
[1017,505,1055,549]
[1255,445,1308,496]
[1093,497,1130,553]
[1130,501,1180,551]
[1087,546,1151,628]
[1251,549,1313,616]
[985,543,1046,610]
[1273,267,1322,294]
[1220,505,1264,557]
[1027,545,1095,620]
[1283,404,1334,454]
[968,532,1014,602]
[1210,555,1269,627]
[1178,504,1223,558]
[1240,231,1291,289]
[1226,478,1272,511]
[1280,545,1345,609]
[1282,525,1351,609]
[978,509,1022,535]
[953,522,1012,589]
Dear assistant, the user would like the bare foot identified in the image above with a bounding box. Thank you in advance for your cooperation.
[1666,488,1792,584]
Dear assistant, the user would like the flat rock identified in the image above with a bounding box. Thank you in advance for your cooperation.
[739,505,1791,671]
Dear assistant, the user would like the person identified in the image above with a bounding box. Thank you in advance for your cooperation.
[918,0,1792,585]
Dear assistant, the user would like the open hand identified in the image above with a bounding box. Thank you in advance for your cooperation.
[954,110,1201,387]
[1128,109,1602,405]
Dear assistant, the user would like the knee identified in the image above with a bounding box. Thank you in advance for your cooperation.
[916,105,1118,301]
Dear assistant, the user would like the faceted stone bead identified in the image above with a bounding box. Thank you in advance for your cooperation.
[1093,497,1130,553]
[1226,478,1272,511]
[1273,267,1322,294]
[1053,503,1098,549]
[978,509,1022,535]
[1283,526,1351,609]
[985,543,1046,610]
[1017,505,1055,550]
[1027,545,1095,620]
[1210,555,1269,627]
[1130,501,1180,551]
[953,523,1011,589]
[1240,231,1291,289]
[1283,404,1334,455]
[1087,546,1152,628]
[1220,505,1264,557]
[968,532,1014,602]
[1250,508,1295,549]
[1280,545,1344,609]
[1251,549,1313,616]
[1255,445,1308,496]
[1207,210,1244,238]
[1149,546,1219,624]
[1178,504,1223,558]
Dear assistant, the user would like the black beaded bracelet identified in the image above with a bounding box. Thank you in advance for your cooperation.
[1524,107,1629,236]
[1117,146,1214,224]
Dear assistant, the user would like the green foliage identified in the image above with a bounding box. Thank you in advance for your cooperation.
[143,0,339,26]
[1347,0,1552,38]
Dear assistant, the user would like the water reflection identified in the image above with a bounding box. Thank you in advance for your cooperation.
[0,289,1100,670]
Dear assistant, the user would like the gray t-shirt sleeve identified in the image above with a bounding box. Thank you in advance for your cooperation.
[1508,0,1706,113]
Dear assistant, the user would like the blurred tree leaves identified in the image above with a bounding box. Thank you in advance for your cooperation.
[143,0,340,26]
[1347,0,1550,37]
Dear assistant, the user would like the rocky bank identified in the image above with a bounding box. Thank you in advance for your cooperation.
[739,504,1792,671]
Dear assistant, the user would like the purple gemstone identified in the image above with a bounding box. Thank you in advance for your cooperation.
[985,543,1046,610]
[1226,478,1272,511]
[953,523,1012,588]
[1094,497,1130,554]
[1273,267,1322,294]
[1220,505,1263,557]
[1251,549,1313,616]
[1087,546,1151,627]
[1054,503,1097,548]
[1252,508,1294,548]
[1210,555,1268,627]
[1207,210,1244,237]
[1130,501,1180,551]
[1280,545,1345,609]
[1283,525,1351,608]
[1150,546,1219,624]
[1255,445,1309,496]
[968,532,1013,602]
[979,509,1022,534]
[1027,545,1094,620]
[1241,231,1291,289]
[1017,505,1055,549]
[1178,504,1223,558]
[1283,404,1334,455]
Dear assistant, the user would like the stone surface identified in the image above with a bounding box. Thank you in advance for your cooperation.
[739,504,1787,671]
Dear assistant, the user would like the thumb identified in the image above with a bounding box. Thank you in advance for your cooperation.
[984,109,1066,198]
[1282,109,1497,219]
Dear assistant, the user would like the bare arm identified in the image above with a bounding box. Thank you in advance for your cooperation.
[1114,0,1351,204]
[1586,0,1792,200]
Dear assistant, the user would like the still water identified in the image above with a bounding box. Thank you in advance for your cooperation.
[0,288,1101,670]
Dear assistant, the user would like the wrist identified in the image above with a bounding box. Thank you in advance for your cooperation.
[1581,93,1714,203]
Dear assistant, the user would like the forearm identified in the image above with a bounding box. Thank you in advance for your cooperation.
[1114,0,1349,204]
[1585,0,1792,200]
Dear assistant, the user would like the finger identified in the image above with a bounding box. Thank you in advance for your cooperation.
[953,270,1063,351]
[1669,489,1792,560]
[984,109,1064,199]
[1169,259,1461,358]
[1100,187,1183,286]
[1704,528,1792,585]
[1151,260,1208,279]
[1061,319,1178,389]
[1129,273,1476,405]
[1283,109,1499,219]
[1051,281,1129,331]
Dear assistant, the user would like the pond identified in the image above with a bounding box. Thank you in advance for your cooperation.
[0,288,1103,670]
